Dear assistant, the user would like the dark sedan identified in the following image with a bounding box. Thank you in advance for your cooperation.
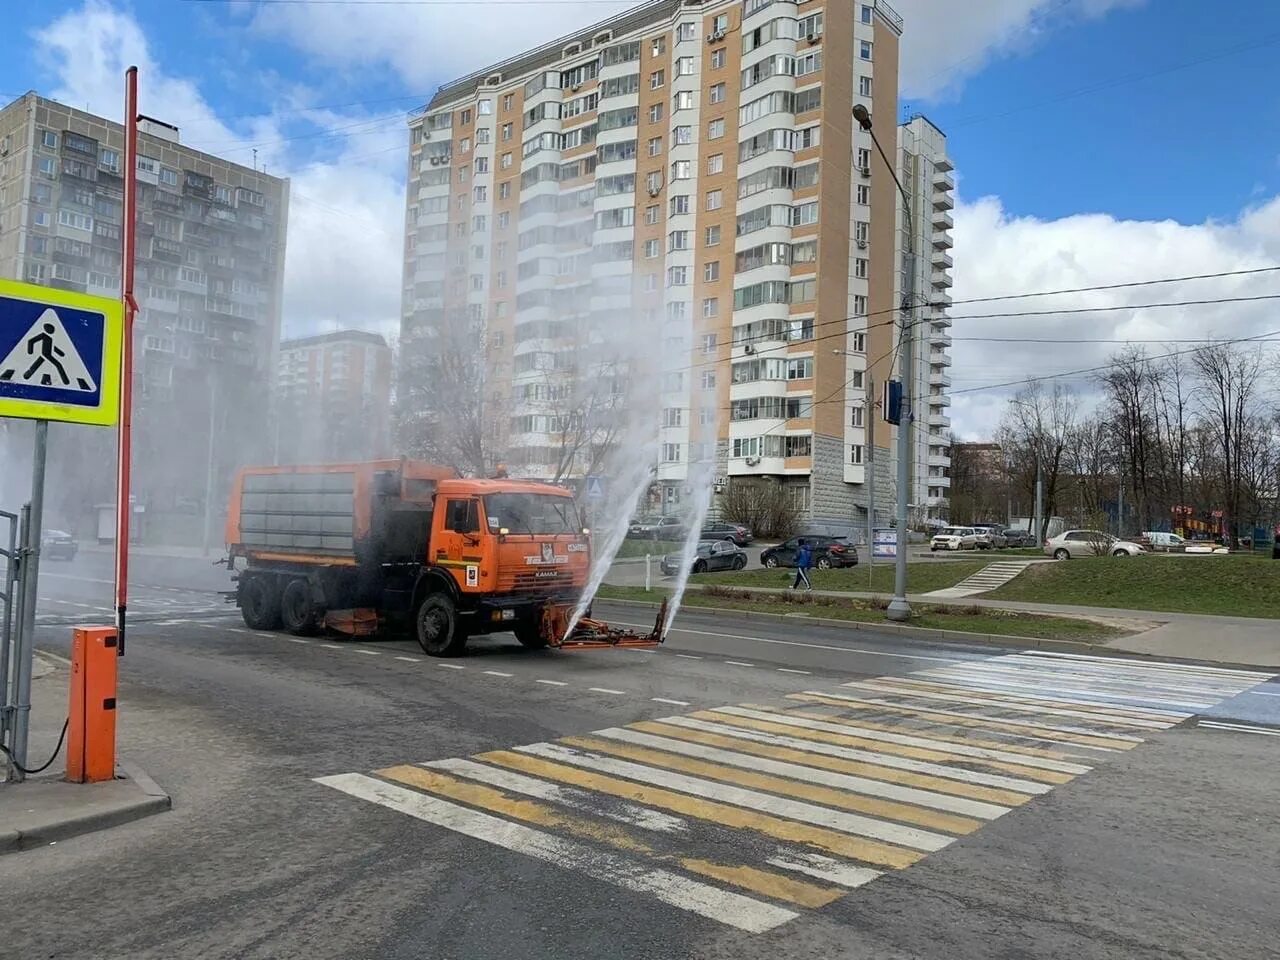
[661,540,748,575]
[41,529,78,561]
[760,535,858,569]
[700,521,753,546]
[1002,527,1034,548]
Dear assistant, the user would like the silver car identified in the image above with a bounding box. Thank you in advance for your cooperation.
[1045,530,1146,559]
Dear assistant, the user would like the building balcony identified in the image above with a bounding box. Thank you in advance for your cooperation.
[930,330,952,347]
[928,453,952,469]
[933,169,955,192]
[931,249,953,269]
[932,209,953,230]
[929,351,952,367]
[928,368,952,387]
[931,267,952,288]
[932,230,953,250]
[933,154,953,173]
[929,392,951,407]
[932,191,954,211]
[927,410,951,429]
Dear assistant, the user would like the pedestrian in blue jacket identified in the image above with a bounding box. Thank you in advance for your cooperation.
[792,539,813,591]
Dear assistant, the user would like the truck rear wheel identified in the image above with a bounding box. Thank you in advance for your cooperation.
[513,621,547,649]
[281,578,319,635]
[416,593,467,657]
[240,576,282,630]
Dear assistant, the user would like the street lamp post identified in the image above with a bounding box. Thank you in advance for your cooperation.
[853,104,915,622]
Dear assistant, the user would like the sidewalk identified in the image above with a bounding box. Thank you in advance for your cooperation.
[628,580,1280,670]
[1,655,170,854]
[78,541,219,561]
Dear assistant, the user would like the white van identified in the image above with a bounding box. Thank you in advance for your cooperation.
[1142,531,1186,552]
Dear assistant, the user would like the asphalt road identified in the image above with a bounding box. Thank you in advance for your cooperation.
[3,593,1278,960]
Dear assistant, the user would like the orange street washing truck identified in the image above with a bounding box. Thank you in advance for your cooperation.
[224,459,665,656]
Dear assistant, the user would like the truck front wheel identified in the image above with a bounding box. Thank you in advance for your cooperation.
[240,576,282,630]
[416,594,467,657]
[281,578,319,635]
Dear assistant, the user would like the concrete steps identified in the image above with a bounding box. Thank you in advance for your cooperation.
[920,559,1045,600]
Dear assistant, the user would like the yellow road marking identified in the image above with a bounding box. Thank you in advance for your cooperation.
[785,694,1138,751]
[697,710,1075,784]
[632,720,1032,808]
[744,704,1078,761]
[379,765,841,908]
[564,735,981,836]
[477,750,923,870]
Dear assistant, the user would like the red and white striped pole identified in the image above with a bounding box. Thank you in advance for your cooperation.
[114,65,139,655]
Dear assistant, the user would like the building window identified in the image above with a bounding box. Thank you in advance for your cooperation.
[41,130,57,149]
[850,370,865,388]
[648,102,665,123]
[792,201,819,226]
[799,12,824,39]
[671,160,692,180]
[849,445,864,465]
[854,258,868,279]
[702,332,718,354]
[677,22,698,42]
[644,238,660,258]
[648,136,663,157]
[857,147,871,173]
[710,48,726,69]
[662,443,682,463]
[708,118,725,140]
[703,260,719,281]
[705,225,721,246]
[669,230,690,251]
[674,125,693,145]
[676,56,695,76]
[670,194,691,215]
[475,156,489,173]
[503,94,514,111]
[708,83,726,105]
[37,156,56,177]
[850,406,865,428]
[674,90,695,111]
[474,186,487,202]
[667,265,689,286]
[708,155,726,176]
[160,168,178,186]
[478,99,493,115]
[476,128,491,144]
[860,40,873,60]
[651,37,666,56]
[499,181,511,199]
[861,4,873,24]
[498,211,511,228]
[705,189,722,211]
[645,204,660,224]
[854,220,869,243]
[859,76,873,97]
[852,330,867,352]
[650,69,665,89]
[856,183,870,205]
[703,298,719,318]
[701,371,716,390]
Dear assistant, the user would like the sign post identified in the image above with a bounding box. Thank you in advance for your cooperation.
[0,279,123,779]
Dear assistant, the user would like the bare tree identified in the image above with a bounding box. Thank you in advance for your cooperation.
[997,382,1078,543]
[1098,347,1157,530]
[1192,341,1265,545]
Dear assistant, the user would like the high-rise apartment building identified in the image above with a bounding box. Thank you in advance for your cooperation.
[401,0,950,530]
[277,330,393,461]
[0,92,289,542]
[899,114,953,521]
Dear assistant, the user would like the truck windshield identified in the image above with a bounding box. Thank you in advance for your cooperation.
[485,494,579,535]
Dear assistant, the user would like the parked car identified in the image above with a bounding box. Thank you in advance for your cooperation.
[700,521,753,546]
[1044,530,1146,559]
[627,516,686,540]
[41,529,78,561]
[931,526,979,551]
[1141,531,1188,552]
[1001,527,1034,548]
[661,540,747,575]
[971,524,1008,549]
[760,535,858,569]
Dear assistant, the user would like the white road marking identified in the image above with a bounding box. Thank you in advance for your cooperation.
[675,654,703,660]
[1024,649,1273,680]
[517,742,955,852]
[777,668,811,675]
[316,773,797,933]
[320,643,343,650]
[880,676,1188,720]
[658,715,1052,795]
[589,687,626,696]
[1197,720,1280,737]
[437,663,465,670]
[1249,690,1280,698]
[595,726,1009,820]
[764,852,883,890]
[651,697,691,706]
[425,758,688,833]
[725,661,755,667]
[920,669,1211,711]
[356,649,381,657]
[483,670,514,678]
[395,656,422,663]
[284,637,309,644]
[535,679,568,687]
[607,621,964,663]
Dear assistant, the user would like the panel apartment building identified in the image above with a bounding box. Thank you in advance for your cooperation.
[0,92,290,542]
[401,0,953,528]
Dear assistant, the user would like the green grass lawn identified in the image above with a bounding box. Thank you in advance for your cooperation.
[595,584,1129,643]
[612,539,683,559]
[692,559,991,595]
[987,555,1280,617]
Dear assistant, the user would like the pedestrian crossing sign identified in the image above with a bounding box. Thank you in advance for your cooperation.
[0,277,122,426]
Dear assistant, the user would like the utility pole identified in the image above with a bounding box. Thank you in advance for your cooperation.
[853,104,915,623]
[1034,457,1044,545]
[865,372,875,585]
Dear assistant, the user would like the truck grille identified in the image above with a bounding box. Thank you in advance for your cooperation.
[501,569,580,591]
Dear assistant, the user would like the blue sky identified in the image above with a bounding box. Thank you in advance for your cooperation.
[3,0,1279,438]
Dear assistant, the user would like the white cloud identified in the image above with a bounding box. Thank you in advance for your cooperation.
[34,0,406,340]
[947,194,1280,439]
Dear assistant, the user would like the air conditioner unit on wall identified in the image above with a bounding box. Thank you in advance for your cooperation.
[746,456,761,466]
[856,239,868,249]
